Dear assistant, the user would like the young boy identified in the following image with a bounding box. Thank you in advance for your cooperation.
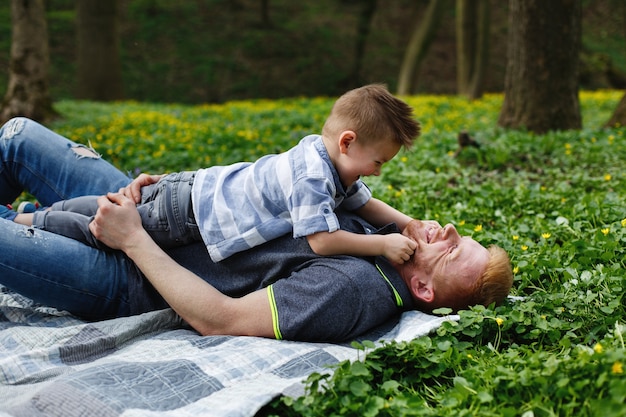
[13,84,421,264]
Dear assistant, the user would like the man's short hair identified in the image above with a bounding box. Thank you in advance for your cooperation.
[424,245,513,313]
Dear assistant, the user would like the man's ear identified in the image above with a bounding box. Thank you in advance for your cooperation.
[338,130,356,154]
[412,278,434,303]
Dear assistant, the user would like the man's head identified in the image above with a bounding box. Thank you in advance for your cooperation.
[395,220,513,313]
[322,84,420,150]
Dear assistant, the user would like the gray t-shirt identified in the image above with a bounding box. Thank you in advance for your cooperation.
[130,211,415,342]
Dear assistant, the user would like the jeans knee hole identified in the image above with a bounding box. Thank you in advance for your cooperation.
[71,144,101,159]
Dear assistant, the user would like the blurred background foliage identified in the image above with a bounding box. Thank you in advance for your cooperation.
[0,0,624,104]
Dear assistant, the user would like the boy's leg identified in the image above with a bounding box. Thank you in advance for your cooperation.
[138,172,201,248]
[0,117,131,206]
[31,196,109,249]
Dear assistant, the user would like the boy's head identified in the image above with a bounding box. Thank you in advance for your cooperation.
[322,84,420,149]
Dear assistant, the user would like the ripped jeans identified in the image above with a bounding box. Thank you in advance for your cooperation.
[0,117,138,319]
[0,117,131,206]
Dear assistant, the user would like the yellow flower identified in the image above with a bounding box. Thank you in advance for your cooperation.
[401,156,408,163]
[513,266,520,274]
[495,318,504,326]
[542,233,551,239]
[474,224,482,232]
[604,174,612,181]
[601,228,609,235]
[593,343,603,354]
[621,218,626,227]
[459,220,465,226]
[612,361,623,374]
[521,245,528,251]
[512,235,519,241]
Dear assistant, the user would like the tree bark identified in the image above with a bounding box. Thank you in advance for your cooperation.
[604,91,626,128]
[76,0,123,101]
[456,0,490,100]
[0,0,57,125]
[498,0,582,133]
[345,0,378,89]
[396,0,445,95]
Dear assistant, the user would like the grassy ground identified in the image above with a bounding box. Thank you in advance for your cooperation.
[50,91,625,416]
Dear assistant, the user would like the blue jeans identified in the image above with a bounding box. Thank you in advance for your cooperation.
[0,117,137,319]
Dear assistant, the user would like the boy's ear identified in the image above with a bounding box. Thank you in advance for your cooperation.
[338,130,356,154]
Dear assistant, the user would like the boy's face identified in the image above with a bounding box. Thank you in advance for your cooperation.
[336,134,400,187]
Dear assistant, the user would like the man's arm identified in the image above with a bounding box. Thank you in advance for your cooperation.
[89,192,275,338]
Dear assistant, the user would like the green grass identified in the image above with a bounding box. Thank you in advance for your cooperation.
[49,91,626,416]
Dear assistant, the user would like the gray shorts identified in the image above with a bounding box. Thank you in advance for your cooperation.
[33,171,202,250]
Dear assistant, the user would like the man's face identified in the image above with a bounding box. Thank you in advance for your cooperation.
[399,220,490,302]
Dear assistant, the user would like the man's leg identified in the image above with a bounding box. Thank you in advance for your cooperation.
[0,117,131,206]
[0,220,134,319]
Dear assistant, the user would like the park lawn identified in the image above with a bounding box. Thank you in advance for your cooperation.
[52,91,625,416]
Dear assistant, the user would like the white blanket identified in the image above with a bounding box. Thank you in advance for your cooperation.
[0,286,456,417]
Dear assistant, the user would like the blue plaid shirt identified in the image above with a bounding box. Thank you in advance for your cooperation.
[191,135,372,261]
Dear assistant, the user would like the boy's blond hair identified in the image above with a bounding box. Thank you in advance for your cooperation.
[322,84,420,149]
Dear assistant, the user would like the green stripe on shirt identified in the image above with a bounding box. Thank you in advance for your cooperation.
[266,285,283,340]
[375,263,404,308]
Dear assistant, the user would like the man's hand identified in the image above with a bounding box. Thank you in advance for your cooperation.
[119,173,164,203]
[382,233,417,264]
[89,192,146,251]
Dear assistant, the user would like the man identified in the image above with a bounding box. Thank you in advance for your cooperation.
[0,117,513,342]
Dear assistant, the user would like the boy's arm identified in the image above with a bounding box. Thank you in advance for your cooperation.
[89,192,275,338]
[355,198,413,231]
[306,229,416,264]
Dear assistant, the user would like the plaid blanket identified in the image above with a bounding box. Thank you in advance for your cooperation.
[0,286,456,417]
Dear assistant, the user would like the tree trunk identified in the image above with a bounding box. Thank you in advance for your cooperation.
[76,0,123,101]
[456,0,490,100]
[604,92,626,128]
[0,0,57,125]
[260,0,271,28]
[345,0,378,89]
[498,0,582,133]
[396,0,445,95]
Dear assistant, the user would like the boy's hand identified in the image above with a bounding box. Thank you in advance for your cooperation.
[382,233,417,264]
[119,173,164,204]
